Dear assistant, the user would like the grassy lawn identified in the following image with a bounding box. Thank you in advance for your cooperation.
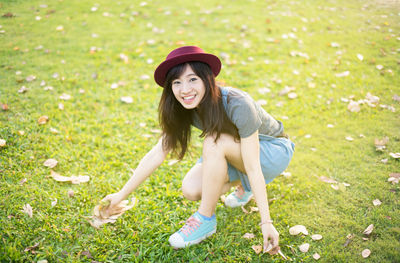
[1,0,399,262]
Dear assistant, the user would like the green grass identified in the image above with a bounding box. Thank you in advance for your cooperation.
[1,0,399,262]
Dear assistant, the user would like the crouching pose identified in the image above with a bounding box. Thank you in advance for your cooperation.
[102,46,294,253]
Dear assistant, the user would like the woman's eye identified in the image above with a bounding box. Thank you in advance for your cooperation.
[173,81,180,85]
[190,78,197,82]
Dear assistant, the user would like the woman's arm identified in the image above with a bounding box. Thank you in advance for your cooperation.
[102,137,170,205]
[240,131,279,253]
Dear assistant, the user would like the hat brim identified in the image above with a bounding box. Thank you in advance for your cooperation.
[154,53,221,87]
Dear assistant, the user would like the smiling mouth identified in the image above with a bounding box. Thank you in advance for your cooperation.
[182,95,196,103]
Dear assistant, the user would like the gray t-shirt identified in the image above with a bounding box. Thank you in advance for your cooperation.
[192,86,284,138]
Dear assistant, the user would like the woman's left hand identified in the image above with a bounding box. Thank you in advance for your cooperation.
[261,222,280,255]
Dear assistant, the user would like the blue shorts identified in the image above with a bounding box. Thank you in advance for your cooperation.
[197,134,295,192]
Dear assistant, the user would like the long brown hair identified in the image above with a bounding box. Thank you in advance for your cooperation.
[158,61,239,159]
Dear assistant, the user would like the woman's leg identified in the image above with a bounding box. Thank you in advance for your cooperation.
[182,163,240,201]
[197,133,246,217]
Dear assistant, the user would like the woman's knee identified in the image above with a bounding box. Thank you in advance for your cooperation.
[182,181,201,201]
[202,133,230,157]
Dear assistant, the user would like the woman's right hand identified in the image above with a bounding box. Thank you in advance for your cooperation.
[101,191,125,213]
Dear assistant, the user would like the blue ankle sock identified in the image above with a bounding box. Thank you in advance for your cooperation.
[196,211,216,221]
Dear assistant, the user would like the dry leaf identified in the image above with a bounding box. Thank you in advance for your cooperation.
[344,233,354,247]
[393,94,400,102]
[38,116,49,125]
[289,225,308,235]
[243,233,255,239]
[389,152,400,159]
[50,127,59,134]
[120,96,133,103]
[22,204,33,217]
[2,103,9,110]
[299,243,310,252]
[0,139,6,147]
[68,189,74,197]
[347,101,360,112]
[18,86,28,93]
[241,206,249,214]
[43,158,58,168]
[24,242,39,252]
[313,253,321,260]
[168,159,179,166]
[51,198,57,207]
[59,93,71,100]
[357,54,364,61]
[372,199,382,206]
[375,137,389,151]
[335,71,350,77]
[252,245,262,254]
[288,92,298,99]
[88,197,136,228]
[362,249,371,258]
[312,234,323,240]
[363,224,374,235]
[50,170,90,184]
[319,176,338,184]
[331,184,339,190]
[345,136,354,141]
[250,207,259,212]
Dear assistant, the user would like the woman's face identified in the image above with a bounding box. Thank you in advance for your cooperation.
[171,65,206,109]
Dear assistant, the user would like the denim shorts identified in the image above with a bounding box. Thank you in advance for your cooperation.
[197,134,295,192]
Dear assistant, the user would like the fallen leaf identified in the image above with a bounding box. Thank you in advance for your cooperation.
[345,136,354,141]
[121,96,133,104]
[241,206,249,214]
[80,251,93,259]
[49,127,59,134]
[56,25,64,31]
[51,198,57,207]
[335,71,350,77]
[363,224,374,235]
[50,170,90,184]
[347,101,360,112]
[22,204,33,217]
[362,249,371,258]
[119,53,129,64]
[243,233,255,239]
[344,233,354,247]
[250,206,259,212]
[0,139,6,147]
[18,86,28,93]
[43,159,58,168]
[168,159,179,166]
[312,234,323,240]
[289,225,308,235]
[19,178,27,185]
[374,137,389,151]
[357,54,364,61]
[58,103,64,110]
[252,245,262,254]
[299,243,310,252]
[68,189,74,197]
[18,130,25,136]
[38,116,49,125]
[111,83,119,89]
[393,94,400,102]
[372,199,382,206]
[319,176,338,184]
[288,92,298,99]
[313,253,321,260]
[3,12,15,18]
[363,237,369,241]
[2,103,9,110]
[24,242,39,252]
[59,93,71,100]
[389,152,400,159]
[376,65,383,70]
[88,197,136,228]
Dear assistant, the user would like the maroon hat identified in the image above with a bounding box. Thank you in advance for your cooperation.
[154,46,221,87]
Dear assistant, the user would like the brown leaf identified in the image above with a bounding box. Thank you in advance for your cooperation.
[243,233,255,239]
[374,137,389,151]
[50,170,90,184]
[319,176,338,184]
[313,253,321,260]
[372,199,382,206]
[3,12,15,18]
[19,178,27,185]
[89,197,136,228]
[299,243,310,252]
[289,225,308,235]
[24,242,39,252]
[389,152,400,159]
[2,103,9,110]
[363,224,374,235]
[38,116,49,125]
[393,94,400,102]
[68,189,74,197]
[22,204,33,217]
[344,233,354,247]
[252,245,262,254]
[362,249,371,258]
[44,159,58,168]
[311,234,323,240]
[0,139,6,147]
[80,251,93,259]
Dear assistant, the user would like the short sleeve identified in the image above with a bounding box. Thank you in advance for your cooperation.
[226,95,262,138]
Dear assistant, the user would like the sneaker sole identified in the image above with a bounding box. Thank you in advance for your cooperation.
[225,194,254,208]
[171,227,217,249]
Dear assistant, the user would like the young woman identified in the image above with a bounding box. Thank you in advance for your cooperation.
[102,46,294,253]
